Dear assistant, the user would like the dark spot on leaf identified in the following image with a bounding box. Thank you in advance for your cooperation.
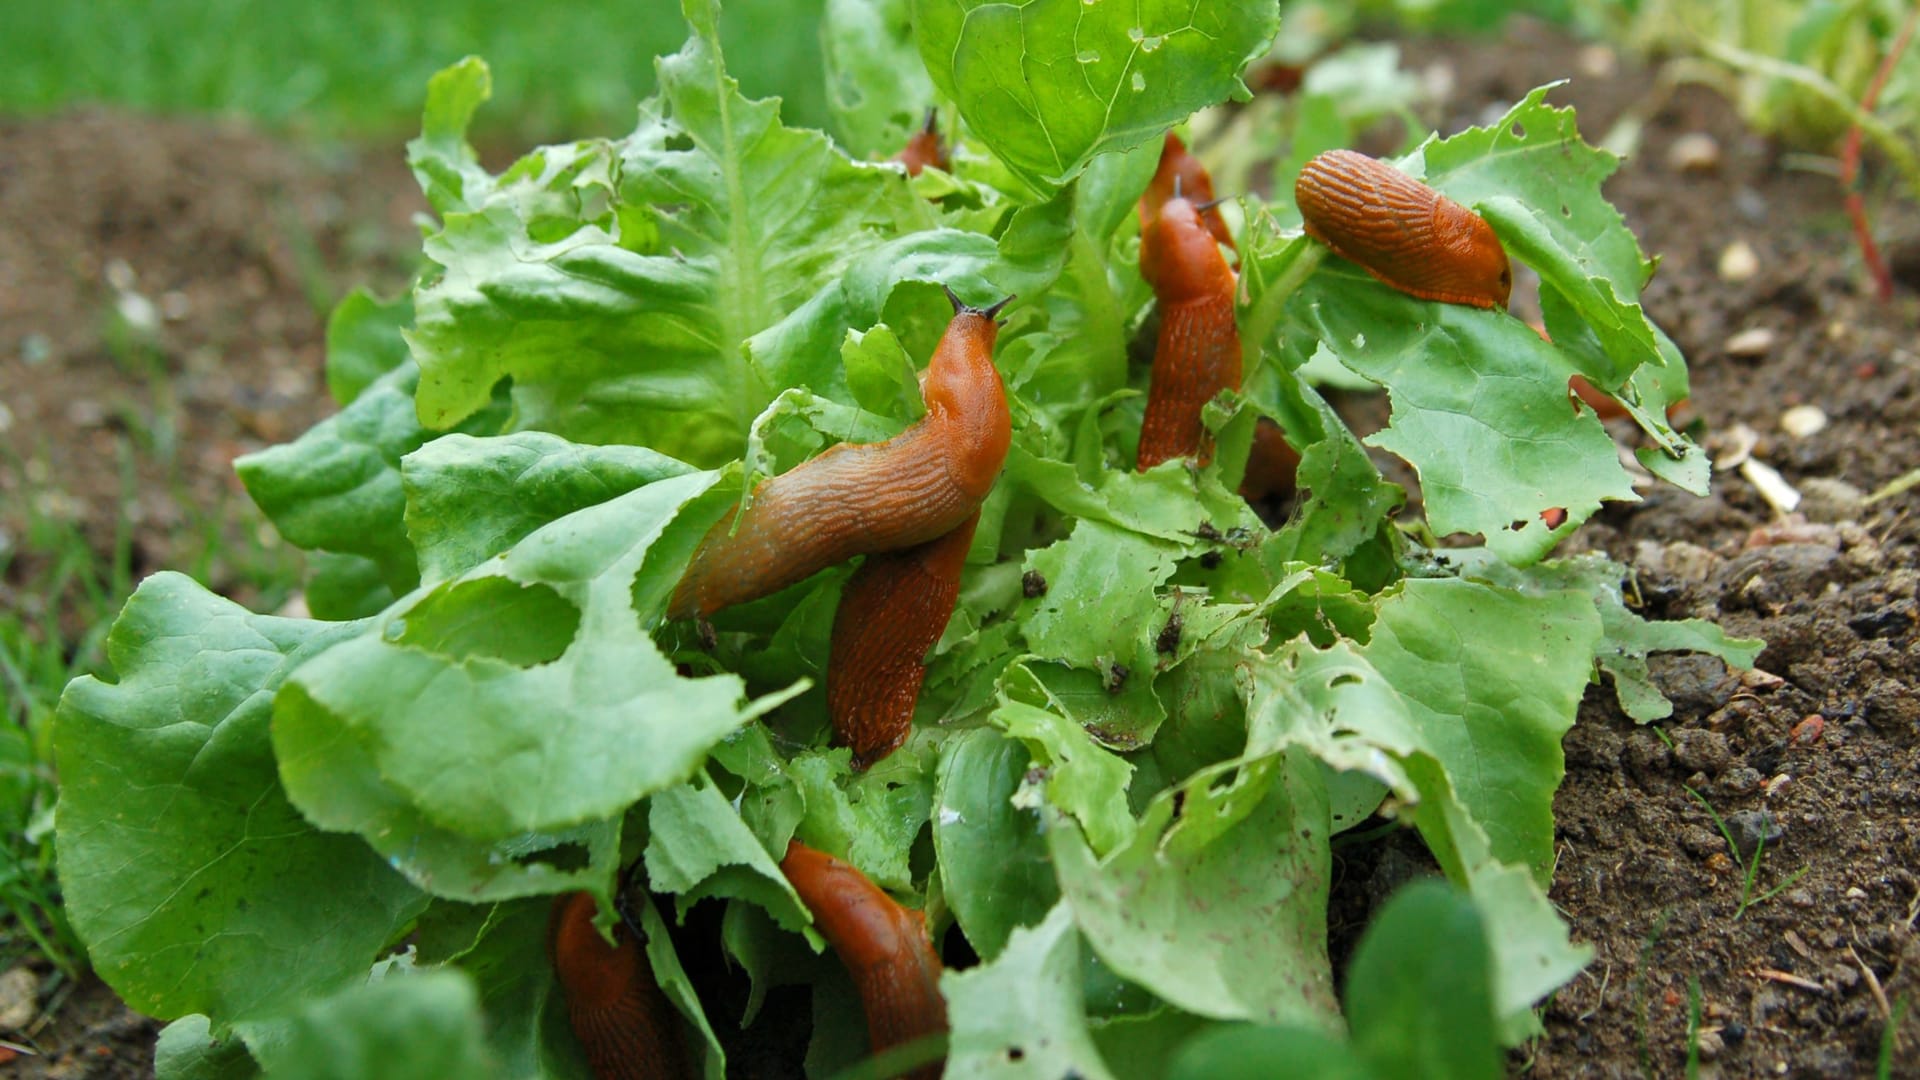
[1194,520,1223,542]
[1105,663,1129,694]
[1006,1047,1025,1062]
[1022,570,1048,598]
[1200,550,1223,569]
[1171,790,1186,821]
[1156,614,1183,654]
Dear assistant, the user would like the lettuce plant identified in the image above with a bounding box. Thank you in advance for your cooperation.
[59,1,1760,1075]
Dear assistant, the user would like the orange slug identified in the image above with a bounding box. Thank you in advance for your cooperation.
[669,291,1011,620]
[828,510,978,770]
[896,109,949,176]
[1295,149,1512,310]
[549,891,695,1080]
[779,840,947,1079]
[1136,195,1242,470]
[1238,417,1301,502]
[1140,132,1235,253]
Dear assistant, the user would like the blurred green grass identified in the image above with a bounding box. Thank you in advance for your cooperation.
[0,0,828,139]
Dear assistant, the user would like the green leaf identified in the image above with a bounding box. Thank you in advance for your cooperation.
[1168,1025,1368,1080]
[403,432,695,585]
[943,903,1117,1079]
[645,769,811,931]
[1395,753,1590,1043]
[275,679,626,902]
[260,969,493,1080]
[157,1016,260,1080]
[1293,273,1634,563]
[912,0,1281,196]
[54,573,424,1023]
[789,749,935,892]
[1345,882,1501,1080]
[933,729,1058,959]
[276,472,791,843]
[406,22,928,462]
[821,0,939,159]
[408,56,494,216]
[1238,641,1588,1039]
[324,288,415,407]
[1450,550,1764,723]
[993,668,1135,855]
[1355,578,1600,882]
[1049,753,1338,1027]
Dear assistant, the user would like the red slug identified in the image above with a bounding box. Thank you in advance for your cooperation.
[669,291,1011,620]
[1295,149,1512,310]
[896,109,950,176]
[1238,417,1301,502]
[1137,193,1242,470]
[1141,132,1235,253]
[827,510,978,770]
[549,891,695,1080]
[779,840,947,1079]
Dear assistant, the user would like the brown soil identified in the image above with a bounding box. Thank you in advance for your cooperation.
[4,18,1919,1080]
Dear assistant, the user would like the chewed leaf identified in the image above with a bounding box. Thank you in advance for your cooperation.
[1449,550,1764,723]
[1050,753,1338,1028]
[277,472,792,843]
[1293,267,1636,563]
[943,904,1116,1079]
[913,0,1281,196]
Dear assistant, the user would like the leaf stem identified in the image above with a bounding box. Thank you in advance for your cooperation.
[1840,4,1918,302]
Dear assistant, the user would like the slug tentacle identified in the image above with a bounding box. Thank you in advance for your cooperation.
[1141,132,1235,253]
[548,891,695,1080]
[829,511,979,769]
[668,302,1009,620]
[1295,148,1512,310]
[897,108,949,176]
[779,841,947,1079]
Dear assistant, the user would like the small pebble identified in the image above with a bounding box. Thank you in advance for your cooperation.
[1779,405,1827,438]
[1719,240,1759,282]
[1667,132,1722,173]
[0,966,36,1033]
[1577,44,1618,78]
[1725,326,1777,358]
[1724,809,1784,859]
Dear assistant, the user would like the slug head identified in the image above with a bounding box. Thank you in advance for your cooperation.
[1140,132,1235,251]
[1140,198,1236,304]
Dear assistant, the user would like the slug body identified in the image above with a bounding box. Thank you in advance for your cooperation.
[669,302,1009,620]
[828,510,978,769]
[1137,196,1242,470]
[1295,149,1511,310]
[779,841,947,1079]
[1238,417,1301,502]
[548,891,694,1080]
[896,110,950,176]
[1141,133,1235,252]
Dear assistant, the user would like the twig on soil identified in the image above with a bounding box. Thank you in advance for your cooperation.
[1752,968,1826,994]
[1850,943,1893,1022]
[0,1038,37,1057]
[1840,3,1918,302]
[1864,467,1920,506]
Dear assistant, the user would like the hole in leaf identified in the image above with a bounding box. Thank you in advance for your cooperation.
[398,577,580,666]
[1330,673,1361,687]
[663,132,694,152]
[512,841,592,873]
[1510,122,1526,138]
[1006,1047,1026,1062]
